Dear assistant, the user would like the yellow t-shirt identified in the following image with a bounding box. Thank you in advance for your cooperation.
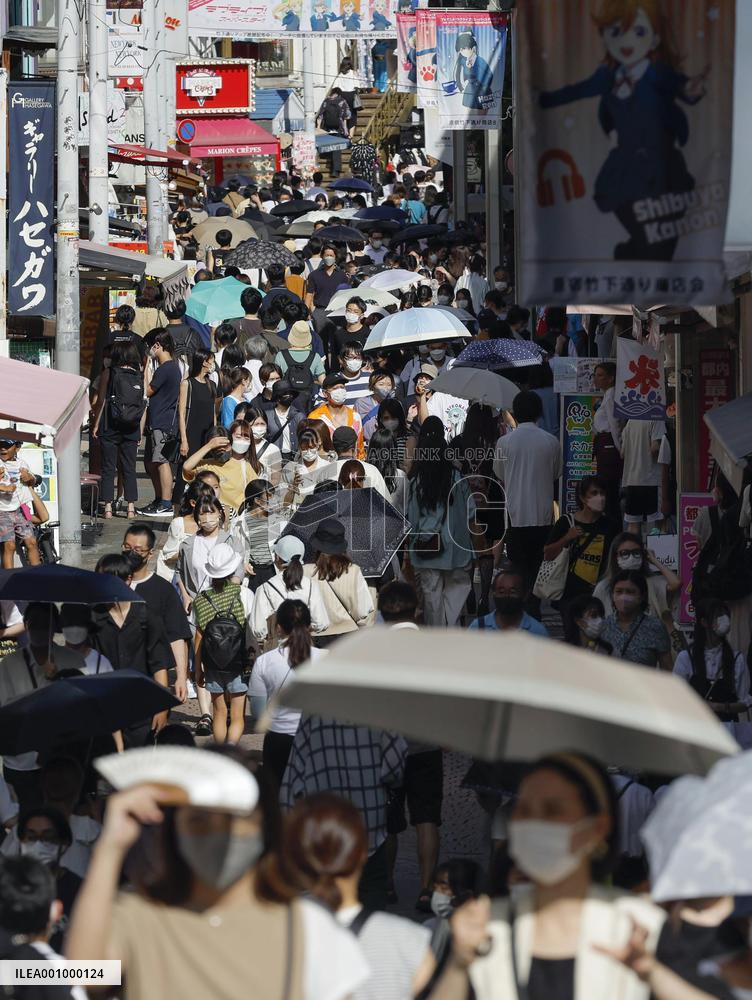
[185,457,257,512]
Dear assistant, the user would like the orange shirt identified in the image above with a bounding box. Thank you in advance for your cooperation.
[307,403,365,459]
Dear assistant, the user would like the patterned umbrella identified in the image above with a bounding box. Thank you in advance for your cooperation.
[315,225,364,243]
[269,200,319,218]
[223,239,298,270]
[455,339,546,370]
[329,177,374,193]
[280,487,408,579]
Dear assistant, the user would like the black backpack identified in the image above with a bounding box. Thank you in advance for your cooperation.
[283,349,315,395]
[201,591,246,677]
[322,99,343,132]
[109,366,146,432]
[170,325,202,366]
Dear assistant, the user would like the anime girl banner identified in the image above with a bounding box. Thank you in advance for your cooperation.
[435,11,508,130]
[396,13,416,92]
[516,0,735,307]
[188,0,400,36]
[416,9,438,109]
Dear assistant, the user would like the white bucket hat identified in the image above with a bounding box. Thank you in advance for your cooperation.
[205,542,242,579]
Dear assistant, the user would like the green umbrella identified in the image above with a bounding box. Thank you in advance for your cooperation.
[185,277,262,325]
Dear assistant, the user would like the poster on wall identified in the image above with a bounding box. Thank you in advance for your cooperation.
[614,336,666,421]
[697,347,733,492]
[560,393,602,515]
[679,493,714,623]
[435,10,508,130]
[516,0,735,306]
[291,132,317,180]
[107,0,188,80]
[8,81,55,316]
[415,9,438,109]
[187,0,397,36]
[396,13,417,92]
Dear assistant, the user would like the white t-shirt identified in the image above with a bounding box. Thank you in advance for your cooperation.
[250,572,330,641]
[243,360,264,398]
[426,392,468,440]
[336,905,429,1000]
[621,420,666,488]
[258,442,283,484]
[80,646,115,675]
[250,646,326,734]
[492,423,563,527]
[0,458,29,512]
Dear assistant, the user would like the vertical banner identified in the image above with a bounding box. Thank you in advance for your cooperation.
[517,0,735,306]
[679,493,714,623]
[423,107,452,165]
[435,11,508,129]
[560,393,601,514]
[291,131,317,181]
[697,347,734,491]
[614,336,666,421]
[8,82,56,316]
[396,13,416,92]
[368,0,393,31]
[415,9,438,108]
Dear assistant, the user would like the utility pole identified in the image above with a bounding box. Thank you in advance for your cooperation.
[56,0,82,564]
[0,70,8,359]
[143,0,165,254]
[88,0,109,245]
[452,132,467,224]
[303,38,315,134]
[485,129,502,273]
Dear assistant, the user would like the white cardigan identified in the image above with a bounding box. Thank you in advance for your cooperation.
[304,563,375,635]
[470,886,665,1000]
[250,571,330,642]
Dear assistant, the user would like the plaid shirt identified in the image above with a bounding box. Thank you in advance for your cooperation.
[280,716,407,854]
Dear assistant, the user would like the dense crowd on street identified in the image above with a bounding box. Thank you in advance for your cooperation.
[1,159,752,1000]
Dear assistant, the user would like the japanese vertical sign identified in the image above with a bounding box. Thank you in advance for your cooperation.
[9,82,55,316]
[291,131,317,181]
[415,9,438,109]
[614,336,666,421]
[396,14,416,93]
[698,347,733,492]
[679,493,714,623]
[560,393,601,514]
[516,0,735,306]
[435,11,508,129]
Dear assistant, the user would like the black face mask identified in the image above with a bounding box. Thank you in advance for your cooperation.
[494,596,524,618]
[278,395,294,406]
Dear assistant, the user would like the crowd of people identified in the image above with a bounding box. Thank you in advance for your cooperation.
[1,161,751,1000]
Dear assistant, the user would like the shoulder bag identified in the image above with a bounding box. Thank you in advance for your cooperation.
[532,515,574,600]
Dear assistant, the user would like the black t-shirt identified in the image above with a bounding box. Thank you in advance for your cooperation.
[147,360,181,431]
[133,573,191,643]
[330,324,369,359]
[546,513,619,599]
[307,265,347,309]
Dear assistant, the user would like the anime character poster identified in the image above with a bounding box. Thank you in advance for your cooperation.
[308,0,339,31]
[517,0,735,307]
[272,0,303,30]
[189,0,393,34]
[415,9,438,109]
[396,13,417,93]
[369,0,392,31]
[435,11,508,130]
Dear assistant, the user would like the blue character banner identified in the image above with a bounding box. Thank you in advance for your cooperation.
[435,10,508,130]
[188,0,398,36]
[517,0,735,307]
[396,13,416,93]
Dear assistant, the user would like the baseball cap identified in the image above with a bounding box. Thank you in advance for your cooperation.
[323,372,347,390]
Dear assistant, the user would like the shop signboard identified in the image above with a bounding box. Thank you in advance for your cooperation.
[560,393,601,515]
[176,60,254,115]
[679,492,714,624]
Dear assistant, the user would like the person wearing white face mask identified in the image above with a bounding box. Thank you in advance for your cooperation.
[673,599,751,721]
[60,605,114,676]
[436,752,665,1000]
[364,230,388,266]
[182,420,260,514]
[243,405,282,486]
[308,373,365,458]
[593,532,681,622]
[600,571,672,670]
[563,594,613,656]
[330,296,368,362]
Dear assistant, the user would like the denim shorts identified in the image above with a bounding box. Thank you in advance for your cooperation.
[204,671,248,696]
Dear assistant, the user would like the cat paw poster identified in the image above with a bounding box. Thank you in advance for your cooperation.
[516,0,735,306]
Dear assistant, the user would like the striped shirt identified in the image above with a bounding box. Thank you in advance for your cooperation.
[337,906,431,1000]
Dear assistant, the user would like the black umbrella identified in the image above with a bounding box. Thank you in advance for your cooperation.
[315,225,365,243]
[390,224,449,244]
[240,207,285,229]
[274,221,315,238]
[0,564,143,605]
[280,487,409,579]
[330,177,374,193]
[355,205,408,223]
[224,239,298,269]
[0,670,179,755]
[351,217,402,234]
[270,199,318,219]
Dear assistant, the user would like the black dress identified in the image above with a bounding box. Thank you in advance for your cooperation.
[173,378,216,504]
[527,956,575,1000]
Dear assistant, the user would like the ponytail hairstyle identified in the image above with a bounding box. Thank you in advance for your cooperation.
[275,599,312,668]
[281,554,304,591]
[283,792,368,912]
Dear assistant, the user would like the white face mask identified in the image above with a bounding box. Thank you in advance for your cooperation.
[323,256,336,267]
[345,311,361,325]
[417,345,430,357]
[199,517,220,533]
[344,358,362,373]
[429,348,446,362]
[430,891,453,918]
[329,387,348,405]
[456,299,470,310]
[20,840,60,867]
[437,295,451,305]
[714,614,731,637]
[495,281,509,291]
[509,819,594,886]
[251,425,266,440]
[382,418,399,432]
[301,448,319,463]
[63,626,89,646]
[585,494,606,513]
[580,617,604,639]
[617,553,642,571]
[370,240,382,249]
[232,438,251,454]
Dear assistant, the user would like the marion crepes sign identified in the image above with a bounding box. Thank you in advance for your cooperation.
[175,60,254,116]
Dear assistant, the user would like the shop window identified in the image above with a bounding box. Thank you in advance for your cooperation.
[256,41,290,77]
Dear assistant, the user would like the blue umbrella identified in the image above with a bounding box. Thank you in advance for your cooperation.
[0,564,144,605]
[455,339,546,370]
[355,205,407,223]
[316,134,351,153]
[0,670,178,754]
[330,177,374,193]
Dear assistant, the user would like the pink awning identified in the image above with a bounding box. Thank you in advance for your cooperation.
[185,117,279,158]
[0,356,90,456]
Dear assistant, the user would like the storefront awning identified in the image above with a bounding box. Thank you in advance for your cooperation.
[184,118,278,157]
[78,241,190,307]
[108,143,196,167]
[703,393,752,495]
[0,356,89,457]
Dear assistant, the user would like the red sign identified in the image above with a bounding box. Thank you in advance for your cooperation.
[175,60,254,116]
[698,348,733,492]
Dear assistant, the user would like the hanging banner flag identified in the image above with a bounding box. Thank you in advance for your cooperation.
[8,81,55,316]
[560,394,601,515]
[396,13,417,92]
[435,10,508,130]
[614,336,666,421]
[416,9,438,109]
[187,0,397,36]
[516,0,735,306]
